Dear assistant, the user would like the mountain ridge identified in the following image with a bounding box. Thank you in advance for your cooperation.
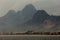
[0,4,60,32]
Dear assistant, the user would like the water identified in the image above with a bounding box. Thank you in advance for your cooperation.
[0,35,60,40]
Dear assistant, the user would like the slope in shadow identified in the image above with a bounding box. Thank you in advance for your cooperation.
[0,4,60,32]
[0,4,37,32]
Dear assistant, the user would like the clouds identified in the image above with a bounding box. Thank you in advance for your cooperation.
[0,0,17,17]
[0,0,34,16]
[0,0,60,17]
[33,0,60,15]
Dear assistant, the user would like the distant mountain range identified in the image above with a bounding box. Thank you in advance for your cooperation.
[21,9,60,32]
[0,4,60,32]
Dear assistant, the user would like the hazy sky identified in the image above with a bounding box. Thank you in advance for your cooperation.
[0,0,60,17]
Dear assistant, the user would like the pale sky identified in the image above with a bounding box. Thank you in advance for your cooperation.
[0,0,60,17]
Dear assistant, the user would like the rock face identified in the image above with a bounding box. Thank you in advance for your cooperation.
[0,4,60,32]
[32,10,49,24]
[0,4,37,32]
[47,16,60,22]
[21,9,60,32]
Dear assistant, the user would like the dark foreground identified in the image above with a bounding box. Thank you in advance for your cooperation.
[0,35,60,40]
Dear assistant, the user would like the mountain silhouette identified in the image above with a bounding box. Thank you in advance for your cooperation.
[32,10,49,24]
[0,4,60,32]
[16,4,37,27]
[47,15,60,22]
[21,10,60,32]
[0,4,37,32]
[22,4,36,16]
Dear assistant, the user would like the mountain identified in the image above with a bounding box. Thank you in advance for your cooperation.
[0,4,36,32]
[0,4,60,32]
[22,4,36,17]
[22,10,60,32]
[47,15,60,22]
[32,10,49,24]
[16,4,36,25]
[42,15,60,32]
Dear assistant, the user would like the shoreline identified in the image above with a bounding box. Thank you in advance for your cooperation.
[0,35,60,36]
